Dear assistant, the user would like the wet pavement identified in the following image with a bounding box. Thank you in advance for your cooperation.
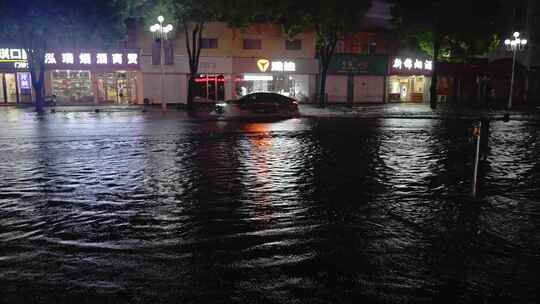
[1,108,539,303]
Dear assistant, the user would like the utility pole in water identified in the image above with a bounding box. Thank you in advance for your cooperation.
[472,122,482,198]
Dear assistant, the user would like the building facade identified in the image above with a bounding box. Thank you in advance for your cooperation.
[137,22,318,105]
[326,54,388,103]
[0,47,143,105]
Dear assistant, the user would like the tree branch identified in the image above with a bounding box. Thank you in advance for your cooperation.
[183,20,193,70]
[194,22,204,73]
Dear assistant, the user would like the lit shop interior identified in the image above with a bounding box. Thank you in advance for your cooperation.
[0,72,32,103]
[51,70,138,104]
[96,71,138,104]
[387,75,431,102]
[235,73,309,101]
[193,74,225,101]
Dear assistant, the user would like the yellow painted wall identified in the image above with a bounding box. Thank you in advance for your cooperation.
[136,22,316,59]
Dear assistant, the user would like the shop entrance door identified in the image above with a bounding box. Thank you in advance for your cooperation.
[97,73,117,103]
[4,73,18,103]
[194,74,225,102]
[0,74,5,103]
[399,78,411,102]
[97,72,137,104]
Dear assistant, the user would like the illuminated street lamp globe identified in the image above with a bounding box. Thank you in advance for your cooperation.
[503,31,527,111]
[150,16,173,40]
[149,16,174,110]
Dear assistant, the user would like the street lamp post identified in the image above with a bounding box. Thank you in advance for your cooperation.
[504,32,527,111]
[150,16,173,110]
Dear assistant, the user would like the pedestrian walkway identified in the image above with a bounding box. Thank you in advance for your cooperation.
[299,103,540,120]
[2,102,539,121]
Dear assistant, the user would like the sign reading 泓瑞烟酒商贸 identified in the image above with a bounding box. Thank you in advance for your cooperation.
[327,54,388,75]
[0,48,140,70]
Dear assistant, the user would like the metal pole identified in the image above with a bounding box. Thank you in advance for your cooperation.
[508,47,517,111]
[472,121,482,198]
[160,25,167,110]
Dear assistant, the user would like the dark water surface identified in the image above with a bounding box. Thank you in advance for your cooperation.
[1,109,539,303]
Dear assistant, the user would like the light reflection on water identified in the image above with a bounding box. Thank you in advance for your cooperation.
[0,110,539,303]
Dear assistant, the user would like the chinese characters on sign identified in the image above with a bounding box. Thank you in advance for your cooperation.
[340,60,369,73]
[127,53,138,65]
[0,48,29,69]
[112,53,123,65]
[79,53,92,65]
[45,53,57,64]
[0,48,27,61]
[96,53,108,64]
[392,57,433,72]
[51,52,137,65]
[0,48,139,68]
[62,53,74,64]
[271,61,296,72]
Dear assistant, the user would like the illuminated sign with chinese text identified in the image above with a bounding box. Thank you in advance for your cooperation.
[0,48,139,69]
[19,73,31,89]
[0,48,27,61]
[257,59,296,72]
[0,48,28,69]
[271,61,296,72]
[391,57,433,74]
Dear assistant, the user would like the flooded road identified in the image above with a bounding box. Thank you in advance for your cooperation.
[1,109,539,303]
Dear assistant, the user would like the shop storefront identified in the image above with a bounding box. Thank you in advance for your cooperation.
[140,55,232,104]
[0,48,33,103]
[44,50,141,104]
[193,74,225,101]
[2,47,142,104]
[232,58,318,102]
[387,56,433,103]
[436,60,489,103]
[327,54,388,103]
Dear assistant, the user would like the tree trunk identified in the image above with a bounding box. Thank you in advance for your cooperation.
[316,37,337,109]
[30,66,45,112]
[187,74,196,111]
[34,82,44,112]
[318,62,329,108]
[185,22,204,111]
[27,45,46,113]
[430,33,441,109]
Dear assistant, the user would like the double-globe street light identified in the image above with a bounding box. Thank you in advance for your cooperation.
[150,16,173,110]
[504,32,527,110]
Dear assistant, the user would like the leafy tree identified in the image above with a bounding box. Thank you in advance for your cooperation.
[0,0,130,112]
[137,0,238,110]
[270,0,372,108]
[178,0,234,110]
[391,0,501,108]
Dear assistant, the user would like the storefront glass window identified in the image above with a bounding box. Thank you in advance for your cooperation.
[52,70,93,103]
[236,73,309,101]
[388,75,428,102]
[96,71,137,104]
[194,74,225,101]
[289,74,309,101]
[413,76,424,93]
